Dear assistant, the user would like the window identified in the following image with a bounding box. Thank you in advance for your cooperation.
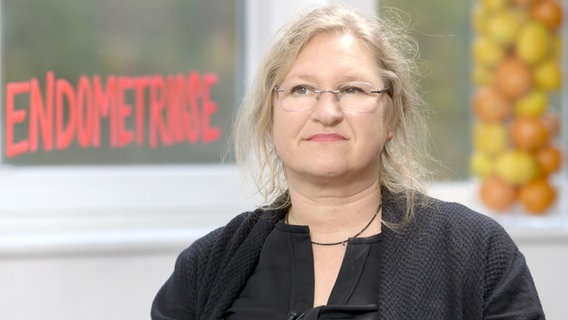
[2,0,240,165]
[0,0,564,255]
[0,0,246,252]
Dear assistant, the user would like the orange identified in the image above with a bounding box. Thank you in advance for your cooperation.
[541,112,561,137]
[472,87,512,122]
[494,57,533,99]
[510,116,550,151]
[479,176,517,212]
[535,145,562,175]
[518,178,556,214]
[530,0,564,31]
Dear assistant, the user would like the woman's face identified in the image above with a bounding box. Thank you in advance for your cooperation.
[272,32,390,186]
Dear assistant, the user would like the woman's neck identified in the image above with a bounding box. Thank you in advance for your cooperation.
[286,179,383,243]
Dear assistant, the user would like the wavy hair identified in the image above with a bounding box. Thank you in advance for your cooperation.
[232,4,432,227]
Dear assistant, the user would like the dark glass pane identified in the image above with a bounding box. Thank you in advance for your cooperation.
[379,0,472,180]
[2,0,241,165]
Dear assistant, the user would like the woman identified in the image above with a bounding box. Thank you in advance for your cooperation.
[152,4,544,319]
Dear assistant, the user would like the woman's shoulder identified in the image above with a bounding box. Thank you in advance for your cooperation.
[420,196,501,230]
[383,193,523,279]
[383,191,518,252]
[414,195,519,255]
[383,190,504,234]
[178,207,284,260]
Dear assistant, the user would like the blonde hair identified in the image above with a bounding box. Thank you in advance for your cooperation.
[233,4,431,227]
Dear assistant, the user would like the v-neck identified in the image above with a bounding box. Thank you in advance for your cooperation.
[225,221,383,319]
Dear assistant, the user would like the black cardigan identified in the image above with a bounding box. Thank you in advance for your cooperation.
[152,193,545,319]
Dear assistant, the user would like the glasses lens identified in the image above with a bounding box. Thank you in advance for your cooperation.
[277,84,317,111]
[337,82,377,112]
[276,82,382,112]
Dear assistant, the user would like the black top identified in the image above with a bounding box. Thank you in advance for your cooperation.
[151,191,545,320]
[225,221,385,319]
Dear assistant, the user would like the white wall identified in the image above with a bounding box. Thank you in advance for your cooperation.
[521,241,568,319]
[1,251,178,320]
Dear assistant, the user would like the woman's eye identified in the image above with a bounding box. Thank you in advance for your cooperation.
[290,86,311,95]
[341,86,364,94]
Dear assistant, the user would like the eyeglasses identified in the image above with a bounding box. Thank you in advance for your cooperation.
[273,81,389,112]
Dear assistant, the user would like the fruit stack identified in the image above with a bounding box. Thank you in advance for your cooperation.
[470,0,564,214]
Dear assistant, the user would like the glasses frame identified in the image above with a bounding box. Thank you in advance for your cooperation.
[273,81,389,112]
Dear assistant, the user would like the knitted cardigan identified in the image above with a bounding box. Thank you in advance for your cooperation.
[152,192,545,319]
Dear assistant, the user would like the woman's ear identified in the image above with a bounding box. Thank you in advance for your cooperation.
[386,132,394,141]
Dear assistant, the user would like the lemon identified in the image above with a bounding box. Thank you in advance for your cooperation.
[472,64,494,86]
[516,22,551,65]
[470,151,494,178]
[550,35,562,61]
[494,150,539,185]
[481,0,508,11]
[472,36,505,67]
[473,122,508,155]
[534,59,562,91]
[487,10,524,46]
[514,90,548,117]
[472,4,490,34]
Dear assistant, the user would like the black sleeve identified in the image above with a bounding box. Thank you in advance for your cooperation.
[150,211,263,319]
[151,247,197,320]
[483,236,545,319]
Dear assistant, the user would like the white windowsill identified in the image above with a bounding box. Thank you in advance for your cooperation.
[1,168,566,257]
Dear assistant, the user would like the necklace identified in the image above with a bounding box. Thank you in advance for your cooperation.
[285,203,382,247]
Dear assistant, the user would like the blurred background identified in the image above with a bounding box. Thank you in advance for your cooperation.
[0,0,566,319]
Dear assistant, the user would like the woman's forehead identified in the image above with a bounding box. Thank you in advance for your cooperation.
[282,33,380,83]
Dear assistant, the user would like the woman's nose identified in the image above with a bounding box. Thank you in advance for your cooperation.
[311,91,344,125]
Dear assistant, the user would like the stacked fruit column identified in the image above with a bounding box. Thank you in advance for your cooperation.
[470,0,564,214]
